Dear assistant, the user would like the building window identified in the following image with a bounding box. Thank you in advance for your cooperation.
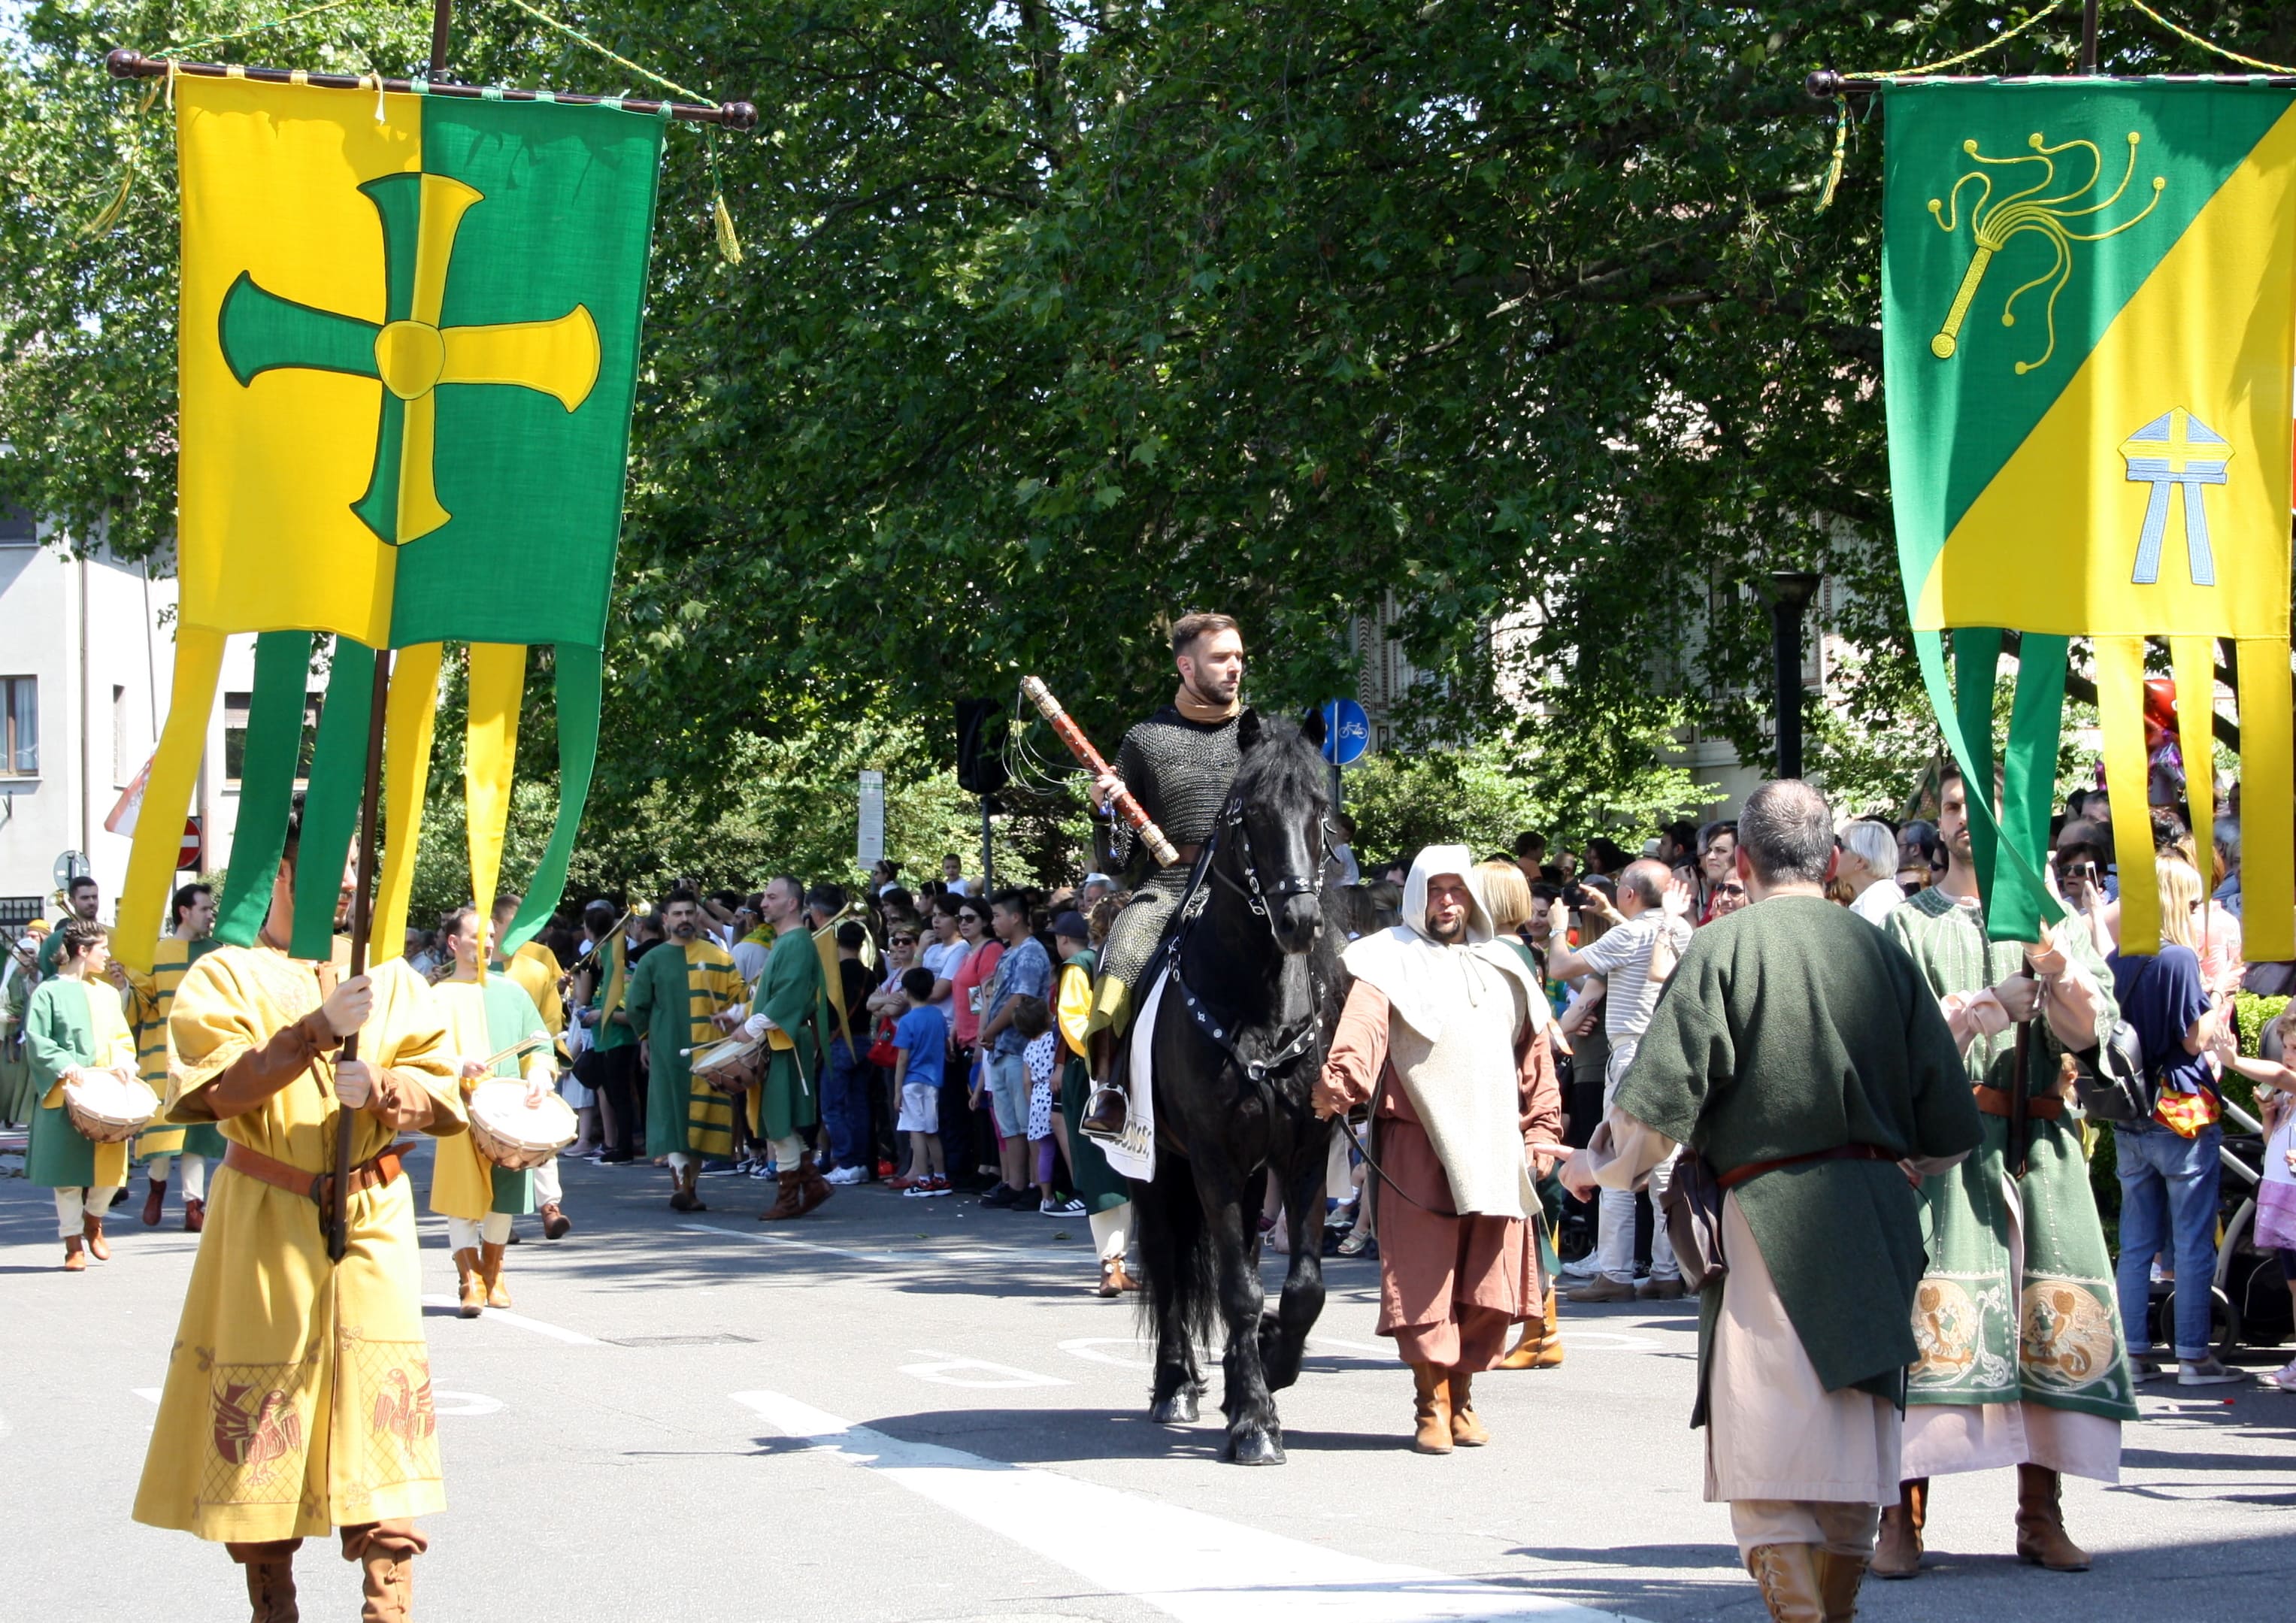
[222,690,322,786]
[2,676,35,774]
[0,504,34,547]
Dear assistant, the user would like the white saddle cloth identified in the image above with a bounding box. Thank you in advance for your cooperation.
[1103,965,1168,1182]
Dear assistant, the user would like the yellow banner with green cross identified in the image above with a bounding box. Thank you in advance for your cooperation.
[118,76,661,974]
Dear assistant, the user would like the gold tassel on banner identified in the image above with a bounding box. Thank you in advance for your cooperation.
[714,190,743,264]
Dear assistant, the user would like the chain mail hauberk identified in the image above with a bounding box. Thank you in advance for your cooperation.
[1098,706,1246,993]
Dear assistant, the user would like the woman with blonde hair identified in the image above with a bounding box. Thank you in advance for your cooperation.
[1478,857,1567,1371]
[2106,855,2242,1384]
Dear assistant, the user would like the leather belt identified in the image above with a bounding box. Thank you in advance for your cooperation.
[1973,1083,2064,1122]
[223,1139,413,1207]
[1716,1143,1893,1192]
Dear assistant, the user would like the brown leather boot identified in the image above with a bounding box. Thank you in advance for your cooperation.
[795,1152,833,1216]
[1410,1363,1453,1454]
[480,1240,511,1308]
[1447,1370,1489,1446]
[1744,1543,1825,1622]
[759,1166,808,1221]
[668,1162,701,1212]
[1097,1257,1140,1297]
[142,1176,166,1227]
[1870,1477,1926,1579]
[1499,1288,1565,1370]
[1814,1549,1867,1621]
[184,1195,205,1233]
[453,1248,485,1317]
[2014,1462,2090,1571]
[358,1549,413,1623]
[243,1554,301,1622]
[62,1234,86,1272]
[82,1209,110,1261]
[539,1200,571,1239]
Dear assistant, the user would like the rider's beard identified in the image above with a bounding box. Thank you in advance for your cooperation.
[1425,912,1465,943]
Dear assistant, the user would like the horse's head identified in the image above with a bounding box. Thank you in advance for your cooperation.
[1225,710,1331,955]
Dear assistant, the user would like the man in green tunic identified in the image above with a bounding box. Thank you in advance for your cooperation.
[622,890,747,1211]
[744,874,832,1221]
[1875,767,2134,1579]
[1564,780,1982,1623]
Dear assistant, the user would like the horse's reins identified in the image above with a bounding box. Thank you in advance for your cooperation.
[1166,792,1328,1089]
[1336,1104,1571,1219]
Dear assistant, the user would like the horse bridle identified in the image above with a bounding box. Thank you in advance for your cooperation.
[1168,792,1328,1086]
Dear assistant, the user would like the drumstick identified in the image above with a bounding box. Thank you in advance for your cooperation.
[1018,675,1181,868]
[474,1033,550,1072]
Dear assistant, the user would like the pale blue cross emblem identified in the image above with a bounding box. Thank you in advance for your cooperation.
[2119,407,2228,587]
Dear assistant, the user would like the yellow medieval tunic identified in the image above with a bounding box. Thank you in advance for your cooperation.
[429,976,550,1221]
[132,949,462,1543]
[500,940,565,1044]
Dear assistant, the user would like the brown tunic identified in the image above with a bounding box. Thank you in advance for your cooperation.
[1319,982,1562,1368]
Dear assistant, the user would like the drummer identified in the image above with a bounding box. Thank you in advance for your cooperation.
[24,918,140,1270]
[427,905,554,1317]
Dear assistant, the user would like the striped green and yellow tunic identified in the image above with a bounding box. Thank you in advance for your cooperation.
[625,937,747,1158]
[125,936,228,1165]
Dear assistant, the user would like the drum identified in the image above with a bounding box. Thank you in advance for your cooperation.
[466,1079,579,1170]
[63,1070,160,1143]
[689,1034,766,1095]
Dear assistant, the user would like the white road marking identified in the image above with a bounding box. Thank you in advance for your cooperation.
[1551,1333,1664,1352]
[677,1220,1066,1271]
[1061,1336,1156,1369]
[431,1391,503,1416]
[731,1390,1643,1623]
[418,1295,598,1345]
[899,1349,1071,1389]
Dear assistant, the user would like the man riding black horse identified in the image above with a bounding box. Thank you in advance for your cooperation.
[1080,610,1249,1141]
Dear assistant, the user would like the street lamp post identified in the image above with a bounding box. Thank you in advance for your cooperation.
[1767,571,1822,781]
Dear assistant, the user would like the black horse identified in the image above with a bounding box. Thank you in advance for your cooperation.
[1134,712,1340,1465]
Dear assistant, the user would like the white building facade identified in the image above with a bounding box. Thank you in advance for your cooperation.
[0,510,314,932]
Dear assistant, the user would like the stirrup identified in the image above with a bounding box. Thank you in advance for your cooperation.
[1079,1083,1128,1142]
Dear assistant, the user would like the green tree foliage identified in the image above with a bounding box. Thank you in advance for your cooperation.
[9,2,2293,894]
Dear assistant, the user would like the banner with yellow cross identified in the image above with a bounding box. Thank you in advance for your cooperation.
[1884,79,2296,958]
[118,76,663,974]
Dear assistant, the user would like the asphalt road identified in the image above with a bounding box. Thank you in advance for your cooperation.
[4,1140,2292,1623]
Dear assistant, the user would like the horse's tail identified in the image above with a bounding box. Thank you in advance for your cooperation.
[1134,1152,1218,1356]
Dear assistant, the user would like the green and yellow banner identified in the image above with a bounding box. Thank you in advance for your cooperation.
[1885,80,2296,956]
[120,76,661,973]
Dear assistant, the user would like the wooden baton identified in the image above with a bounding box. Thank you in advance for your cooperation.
[1017,676,1180,868]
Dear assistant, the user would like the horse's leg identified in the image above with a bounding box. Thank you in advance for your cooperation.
[1200,1152,1284,1465]
[1261,1125,1330,1394]
[1140,1153,1204,1425]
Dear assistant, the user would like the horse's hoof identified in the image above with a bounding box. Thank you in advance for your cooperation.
[1150,1391,1201,1426]
[1225,1428,1286,1467]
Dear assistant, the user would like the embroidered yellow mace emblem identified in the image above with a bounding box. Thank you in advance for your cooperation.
[1927,131,2166,372]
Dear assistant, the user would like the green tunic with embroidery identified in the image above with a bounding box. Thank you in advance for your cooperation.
[1614,895,1982,1419]
[749,923,826,1142]
[1885,887,2138,1423]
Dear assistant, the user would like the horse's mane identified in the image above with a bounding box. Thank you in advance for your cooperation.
[1232,716,1328,814]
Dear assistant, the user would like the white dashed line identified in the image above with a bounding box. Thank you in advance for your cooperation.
[731,1388,1646,1623]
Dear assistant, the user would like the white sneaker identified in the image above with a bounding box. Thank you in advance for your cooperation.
[828,1166,866,1185]
[2266,1358,2296,1393]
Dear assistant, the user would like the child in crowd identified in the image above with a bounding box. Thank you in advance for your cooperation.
[1015,997,1081,1216]
[2216,1004,2296,1391]
[892,967,950,1198]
